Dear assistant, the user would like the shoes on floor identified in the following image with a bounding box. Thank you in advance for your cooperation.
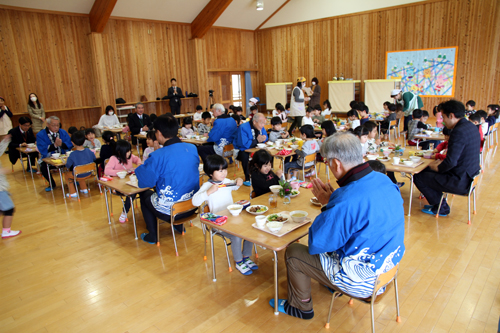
[243,257,258,270]
[140,233,155,244]
[422,207,449,217]
[66,193,78,198]
[119,212,127,223]
[289,176,297,182]
[235,261,253,275]
[2,230,21,239]
[173,224,185,234]
[45,186,55,192]
[397,182,405,188]
[243,181,251,187]
[80,189,89,194]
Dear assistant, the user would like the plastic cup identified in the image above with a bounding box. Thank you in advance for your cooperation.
[393,157,400,164]
[255,216,266,228]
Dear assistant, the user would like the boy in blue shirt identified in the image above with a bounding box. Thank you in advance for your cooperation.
[64,131,96,198]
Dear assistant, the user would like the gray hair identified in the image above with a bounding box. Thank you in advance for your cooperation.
[252,113,265,124]
[320,132,363,168]
[135,102,144,109]
[212,103,225,113]
[46,116,60,124]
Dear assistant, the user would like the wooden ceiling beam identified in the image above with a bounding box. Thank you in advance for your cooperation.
[255,0,290,31]
[89,0,118,33]
[191,0,233,39]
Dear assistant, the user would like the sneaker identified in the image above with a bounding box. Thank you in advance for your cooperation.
[140,233,155,245]
[422,207,449,217]
[397,182,405,188]
[235,261,253,275]
[243,257,258,270]
[119,212,127,223]
[243,181,251,187]
[45,186,55,192]
[2,230,21,239]
[80,189,89,194]
[66,193,78,198]
[423,204,433,209]
[289,176,297,182]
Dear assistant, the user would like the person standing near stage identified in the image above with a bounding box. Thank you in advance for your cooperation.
[288,77,310,135]
[167,78,184,115]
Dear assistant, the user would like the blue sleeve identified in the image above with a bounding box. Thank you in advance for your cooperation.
[65,155,75,169]
[36,131,49,158]
[60,131,73,151]
[136,153,159,188]
[240,125,254,150]
[208,119,223,143]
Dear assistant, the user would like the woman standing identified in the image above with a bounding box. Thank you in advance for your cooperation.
[288,77,309,135]
[0,97,13,139]
[309,77,321,108]
[27,93,45,134]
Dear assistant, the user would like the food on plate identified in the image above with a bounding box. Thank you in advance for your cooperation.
[267,214,287,222]
[311,197,320,204]
[249,205,266,213]
[291,190,299,196]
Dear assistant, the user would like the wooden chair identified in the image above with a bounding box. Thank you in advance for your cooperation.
[436,173,480,224]
[288,153,318,182]
[156,200,198,256]
[223,143,238,176]
[316,159,330,182]
[325,264,401,332]
[72,162,100,202]
[492,123,499,158]
[479,139,488,172]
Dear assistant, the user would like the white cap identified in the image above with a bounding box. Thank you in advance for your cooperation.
[249,97,258,104]
[390,89,402,97]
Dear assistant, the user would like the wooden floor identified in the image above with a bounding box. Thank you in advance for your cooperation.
[1,140,499,333]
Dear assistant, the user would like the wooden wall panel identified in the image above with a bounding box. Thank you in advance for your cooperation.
[0,9,98,114]
[255,0,500,111]
[205,28,257,71]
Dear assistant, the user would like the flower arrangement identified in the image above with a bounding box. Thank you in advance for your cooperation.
[278,179,292,198]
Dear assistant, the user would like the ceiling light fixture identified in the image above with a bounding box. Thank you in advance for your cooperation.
[256,0,264,10]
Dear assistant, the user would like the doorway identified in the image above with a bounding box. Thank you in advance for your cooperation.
[207,72,245,112]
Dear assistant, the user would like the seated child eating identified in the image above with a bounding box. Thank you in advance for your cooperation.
[235,106,246,121]
[284,125,319,181]
[64,131,97,198]
[301,107,315,126]
[193,105,203,121]
[380,103,397,139]
[347,109,360,129]
[249,149,283,197]
[276,104,287,123]
[180,117,195,138]
[469,113,484,152]
[198,111,212,135]
[433,127,451,160]
[318,120,336,149]
[83,128,101,149]
[407,109,438,150]
[269,116,289,142]
[143,130,162,162]
[97,131,116,176]
[191,155,257,276]
[352,125,369,156]
[105,140,142,223]
[357,103,370,125]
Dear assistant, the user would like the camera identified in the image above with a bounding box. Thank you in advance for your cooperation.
[208,90,214,97]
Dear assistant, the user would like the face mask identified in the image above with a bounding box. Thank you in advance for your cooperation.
[108,112,114,116]
[312,82,316,86]
[31,97,37,102]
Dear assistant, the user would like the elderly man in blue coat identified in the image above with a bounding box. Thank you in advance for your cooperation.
[36,116,73,192]
[197,103,237,163]
[270,132,405,319]
[234,113,268,186]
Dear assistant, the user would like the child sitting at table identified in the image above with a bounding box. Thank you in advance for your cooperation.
[191,155,256,275]
[269,117,289,142]
[143,130,162,162]
[421,110,431,128]
[180,117,195,138]
[83,128,101,149]
[476,110,489,136]
[380,103,397,139]
[272,102,282,117]
[357,103,370,125]
[347,109,360,129]
[312,105,326,125]
[105,140,142,223]
[321,100,332,116]
[0,135,21,239]
[231,114,242,127]
[469,113,485,152]
[465,100,476,117]
[352,125,369,156]
[97,130,116,177]
[486,104,500,127]
[285,125,319,181]
[250,149,283,197]
[301,107,315,127]
[433,127,451,160]
[64,131,96,198]
[407,109,437,150]
[318,120,336,148]
[433,105,444,128]
[235,107,246,121]
[198,111,212,135]
[193,105,203,121]
[249,105,258,120]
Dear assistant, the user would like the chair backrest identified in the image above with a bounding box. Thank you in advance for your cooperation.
[223,143,234,153]
[304,153,317,164]
[389,120,397,126]
[372,264,399,298]
[171,200,197,219]
[73,162,97,178]
[264,124,272,131]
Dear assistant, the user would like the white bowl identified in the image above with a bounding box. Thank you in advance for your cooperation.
[116,171,127,179]
[290,145,299,150]
[366,154,378,160]
[409,156,421,162]
[266,222,283,233]
[27,143,36,148]
[227,204,243,216]
[423,152,433,159]
[255,215,267,228]
[290,210,308,223]
[424,130,433,135]
[257,143,266,149]
[266,141,274,146]
[269,185,282,194]
[403,161,413,166]
[51,153,60,158]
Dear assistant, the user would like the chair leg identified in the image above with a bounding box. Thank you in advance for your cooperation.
[467,191,471,225]
[109,189,114,216]
[473,188,476,216]
[202,224,207,260]
[370,301,376,333]
[325,292,342,329]
[75,179,81,202]
[436,193,446,218]
[171,223,179,256]
[394,277,401,322]
[348,298,354,305]
[221,237,232,272]
[157,218,161,246]
[254,243,259,259]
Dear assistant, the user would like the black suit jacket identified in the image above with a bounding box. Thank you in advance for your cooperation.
[128,113,152,135]
[436,118,481,193]
[167,86,184,108]
[7,126,36,164]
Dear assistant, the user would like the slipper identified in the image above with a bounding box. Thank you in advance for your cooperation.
[140,233,155,244]
[269,298,287,314]
[422,207,448,217]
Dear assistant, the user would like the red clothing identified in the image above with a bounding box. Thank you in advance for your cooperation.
[478,124,484,152]
[435,141,448,160]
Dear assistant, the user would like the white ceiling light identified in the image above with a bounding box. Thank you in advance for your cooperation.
[256,0,264,10]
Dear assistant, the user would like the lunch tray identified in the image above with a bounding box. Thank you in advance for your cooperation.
[252,211,311,237]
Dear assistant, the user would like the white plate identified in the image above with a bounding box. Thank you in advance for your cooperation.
[310,197,321,206]
[377,157,390,162]
[290,190,300,198]
[245,205,268,215]
[266,213,290,223]
[392,162,413,166]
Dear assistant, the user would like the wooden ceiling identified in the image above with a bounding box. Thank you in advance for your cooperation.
[0,0,427,30]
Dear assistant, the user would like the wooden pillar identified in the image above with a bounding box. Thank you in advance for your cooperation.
[89,32,115,114]
[189,38,209,110]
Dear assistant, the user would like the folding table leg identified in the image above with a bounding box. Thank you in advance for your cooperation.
[273,250,279,315]
[408,174,414,216]
[210,227,217,282]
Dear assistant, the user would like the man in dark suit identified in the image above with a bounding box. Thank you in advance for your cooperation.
[167,78,184,115]
[414,100,481,216]
[128,103,152,153]
[8,116,37,170]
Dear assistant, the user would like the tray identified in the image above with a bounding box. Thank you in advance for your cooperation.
[391,161,424,169]
[252,211,311,237]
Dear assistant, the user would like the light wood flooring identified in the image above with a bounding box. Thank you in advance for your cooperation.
[1,142,499,333]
